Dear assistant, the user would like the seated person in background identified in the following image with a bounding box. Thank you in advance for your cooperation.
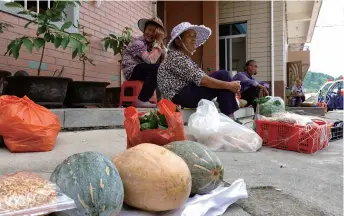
[157,22,241,117]
[233,60,269,110]
[122,17,166,108]
[291,79,305,106]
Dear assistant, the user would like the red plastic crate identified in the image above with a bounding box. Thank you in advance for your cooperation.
[255,119,331,154]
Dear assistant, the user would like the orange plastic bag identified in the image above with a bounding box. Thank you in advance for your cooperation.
[124,99,187,149]
[0,95,61,152]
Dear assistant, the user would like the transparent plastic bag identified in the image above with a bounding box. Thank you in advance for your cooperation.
[255,96,285,117]
[188,99,263,152]
[0,171,76,216]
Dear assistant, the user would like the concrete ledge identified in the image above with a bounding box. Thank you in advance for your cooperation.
[51,107,254,129]
[286,107,325,116]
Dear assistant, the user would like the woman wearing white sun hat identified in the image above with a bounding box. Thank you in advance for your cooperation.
[157,22,241,116]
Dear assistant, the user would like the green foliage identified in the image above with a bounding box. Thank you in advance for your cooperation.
[303,71,334,93]
[3,1,91,76]
[139,110,169,131]
[255,96,285,117]
[139,107,180,131]
[102,27,133,60]
[0,22,12,33]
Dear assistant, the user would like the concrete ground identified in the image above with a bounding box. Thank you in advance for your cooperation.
[0,111,343,216]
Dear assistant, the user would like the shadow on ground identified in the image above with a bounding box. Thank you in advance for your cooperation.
[232,186,328,216]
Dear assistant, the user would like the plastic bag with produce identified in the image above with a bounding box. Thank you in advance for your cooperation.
[124,99,187,148]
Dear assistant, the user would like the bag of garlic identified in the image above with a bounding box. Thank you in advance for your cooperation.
[0,171,76,216]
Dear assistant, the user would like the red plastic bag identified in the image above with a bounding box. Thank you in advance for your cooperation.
[124,99,187,149]
[0,95,61,152]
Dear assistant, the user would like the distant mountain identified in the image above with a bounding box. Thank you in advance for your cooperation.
[303,71,334,93]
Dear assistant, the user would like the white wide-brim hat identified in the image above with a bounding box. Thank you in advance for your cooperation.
[167,22,212,50]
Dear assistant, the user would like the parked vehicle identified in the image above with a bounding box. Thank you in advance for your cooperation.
[317,79,344,111]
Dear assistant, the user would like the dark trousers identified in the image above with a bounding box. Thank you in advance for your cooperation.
[241,86,260,110]
[129,63,159,102]
[293,96,305,106]
[172,70,239,115]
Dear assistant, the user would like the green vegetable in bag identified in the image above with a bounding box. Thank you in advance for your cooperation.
[255,96,285,117]
[139,107,180,131]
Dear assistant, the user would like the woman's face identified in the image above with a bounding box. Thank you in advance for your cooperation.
[179,29,197,53]
[144,23,158,43]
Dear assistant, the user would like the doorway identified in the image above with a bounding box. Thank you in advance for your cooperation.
[219,22,247,77]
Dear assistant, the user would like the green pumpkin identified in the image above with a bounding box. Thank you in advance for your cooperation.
[50,151,124,216]
[164,141,224,195]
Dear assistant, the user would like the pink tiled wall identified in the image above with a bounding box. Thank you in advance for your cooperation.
[0,1,153,87]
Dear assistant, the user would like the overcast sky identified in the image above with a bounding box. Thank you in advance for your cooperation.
[309,0,344,78]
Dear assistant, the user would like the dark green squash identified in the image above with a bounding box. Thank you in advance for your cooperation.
[164,140,224,195]
[50,151,124,216]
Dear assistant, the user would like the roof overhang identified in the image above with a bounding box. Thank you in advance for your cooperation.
[286,0,322,51]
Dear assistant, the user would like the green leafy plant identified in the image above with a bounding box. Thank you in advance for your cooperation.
[72,22,94,81]
[3,1,91,77]
[0,22,12,33]
[255,96,286,117]
[102,27,133,83]
[102,27,133,64]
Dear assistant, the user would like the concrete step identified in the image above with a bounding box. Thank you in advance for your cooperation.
[50,107,255,129]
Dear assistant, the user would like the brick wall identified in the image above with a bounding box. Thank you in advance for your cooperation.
[0,1,153,87]
[219,1,287,98]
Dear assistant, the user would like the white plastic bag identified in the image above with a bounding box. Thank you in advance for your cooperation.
[188,99,263,152]
[119,179,248,216]
[188,100,221,140]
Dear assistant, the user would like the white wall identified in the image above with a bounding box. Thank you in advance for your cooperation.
[219,1,286,83]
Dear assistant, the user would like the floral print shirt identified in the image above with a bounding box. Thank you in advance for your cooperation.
[157,50,206,100]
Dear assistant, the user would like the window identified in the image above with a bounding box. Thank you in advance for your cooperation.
[219,22,247,37]
[0,0,80,33]
[14,0,55,14]
[219,22,247,75]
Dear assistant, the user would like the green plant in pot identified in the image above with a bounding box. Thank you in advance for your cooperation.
[64,24,110,108]
[101,27,133,107]
[3,1,86,107]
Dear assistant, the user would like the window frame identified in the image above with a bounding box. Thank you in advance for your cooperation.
[219,21,248,76]
[0,0,80,33]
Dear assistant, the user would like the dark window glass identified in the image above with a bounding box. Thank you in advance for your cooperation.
[219,22,247,36]
[14,0,55,14]
[232,22,247,35]
[219,24,230,37]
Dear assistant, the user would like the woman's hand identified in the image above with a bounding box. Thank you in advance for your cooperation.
[154,31,164,46]
[258,84,269,96]
[226,81,241,93]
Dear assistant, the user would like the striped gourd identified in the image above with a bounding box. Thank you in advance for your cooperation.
[50,151,124,216]
[164,140,224,195]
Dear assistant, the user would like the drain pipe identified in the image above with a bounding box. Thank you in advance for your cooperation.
[270,0,275,96]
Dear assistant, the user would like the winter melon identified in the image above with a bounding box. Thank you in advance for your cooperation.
[164,140,224,195]
[112,143,192,212]
[50,151,124,216]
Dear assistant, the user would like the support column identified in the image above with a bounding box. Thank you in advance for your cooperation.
[202,1,219,74]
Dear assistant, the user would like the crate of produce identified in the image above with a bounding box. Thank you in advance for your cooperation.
[330,121,343,141]
[255,119,330,154]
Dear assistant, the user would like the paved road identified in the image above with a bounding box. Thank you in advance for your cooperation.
[0,111,342,215]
